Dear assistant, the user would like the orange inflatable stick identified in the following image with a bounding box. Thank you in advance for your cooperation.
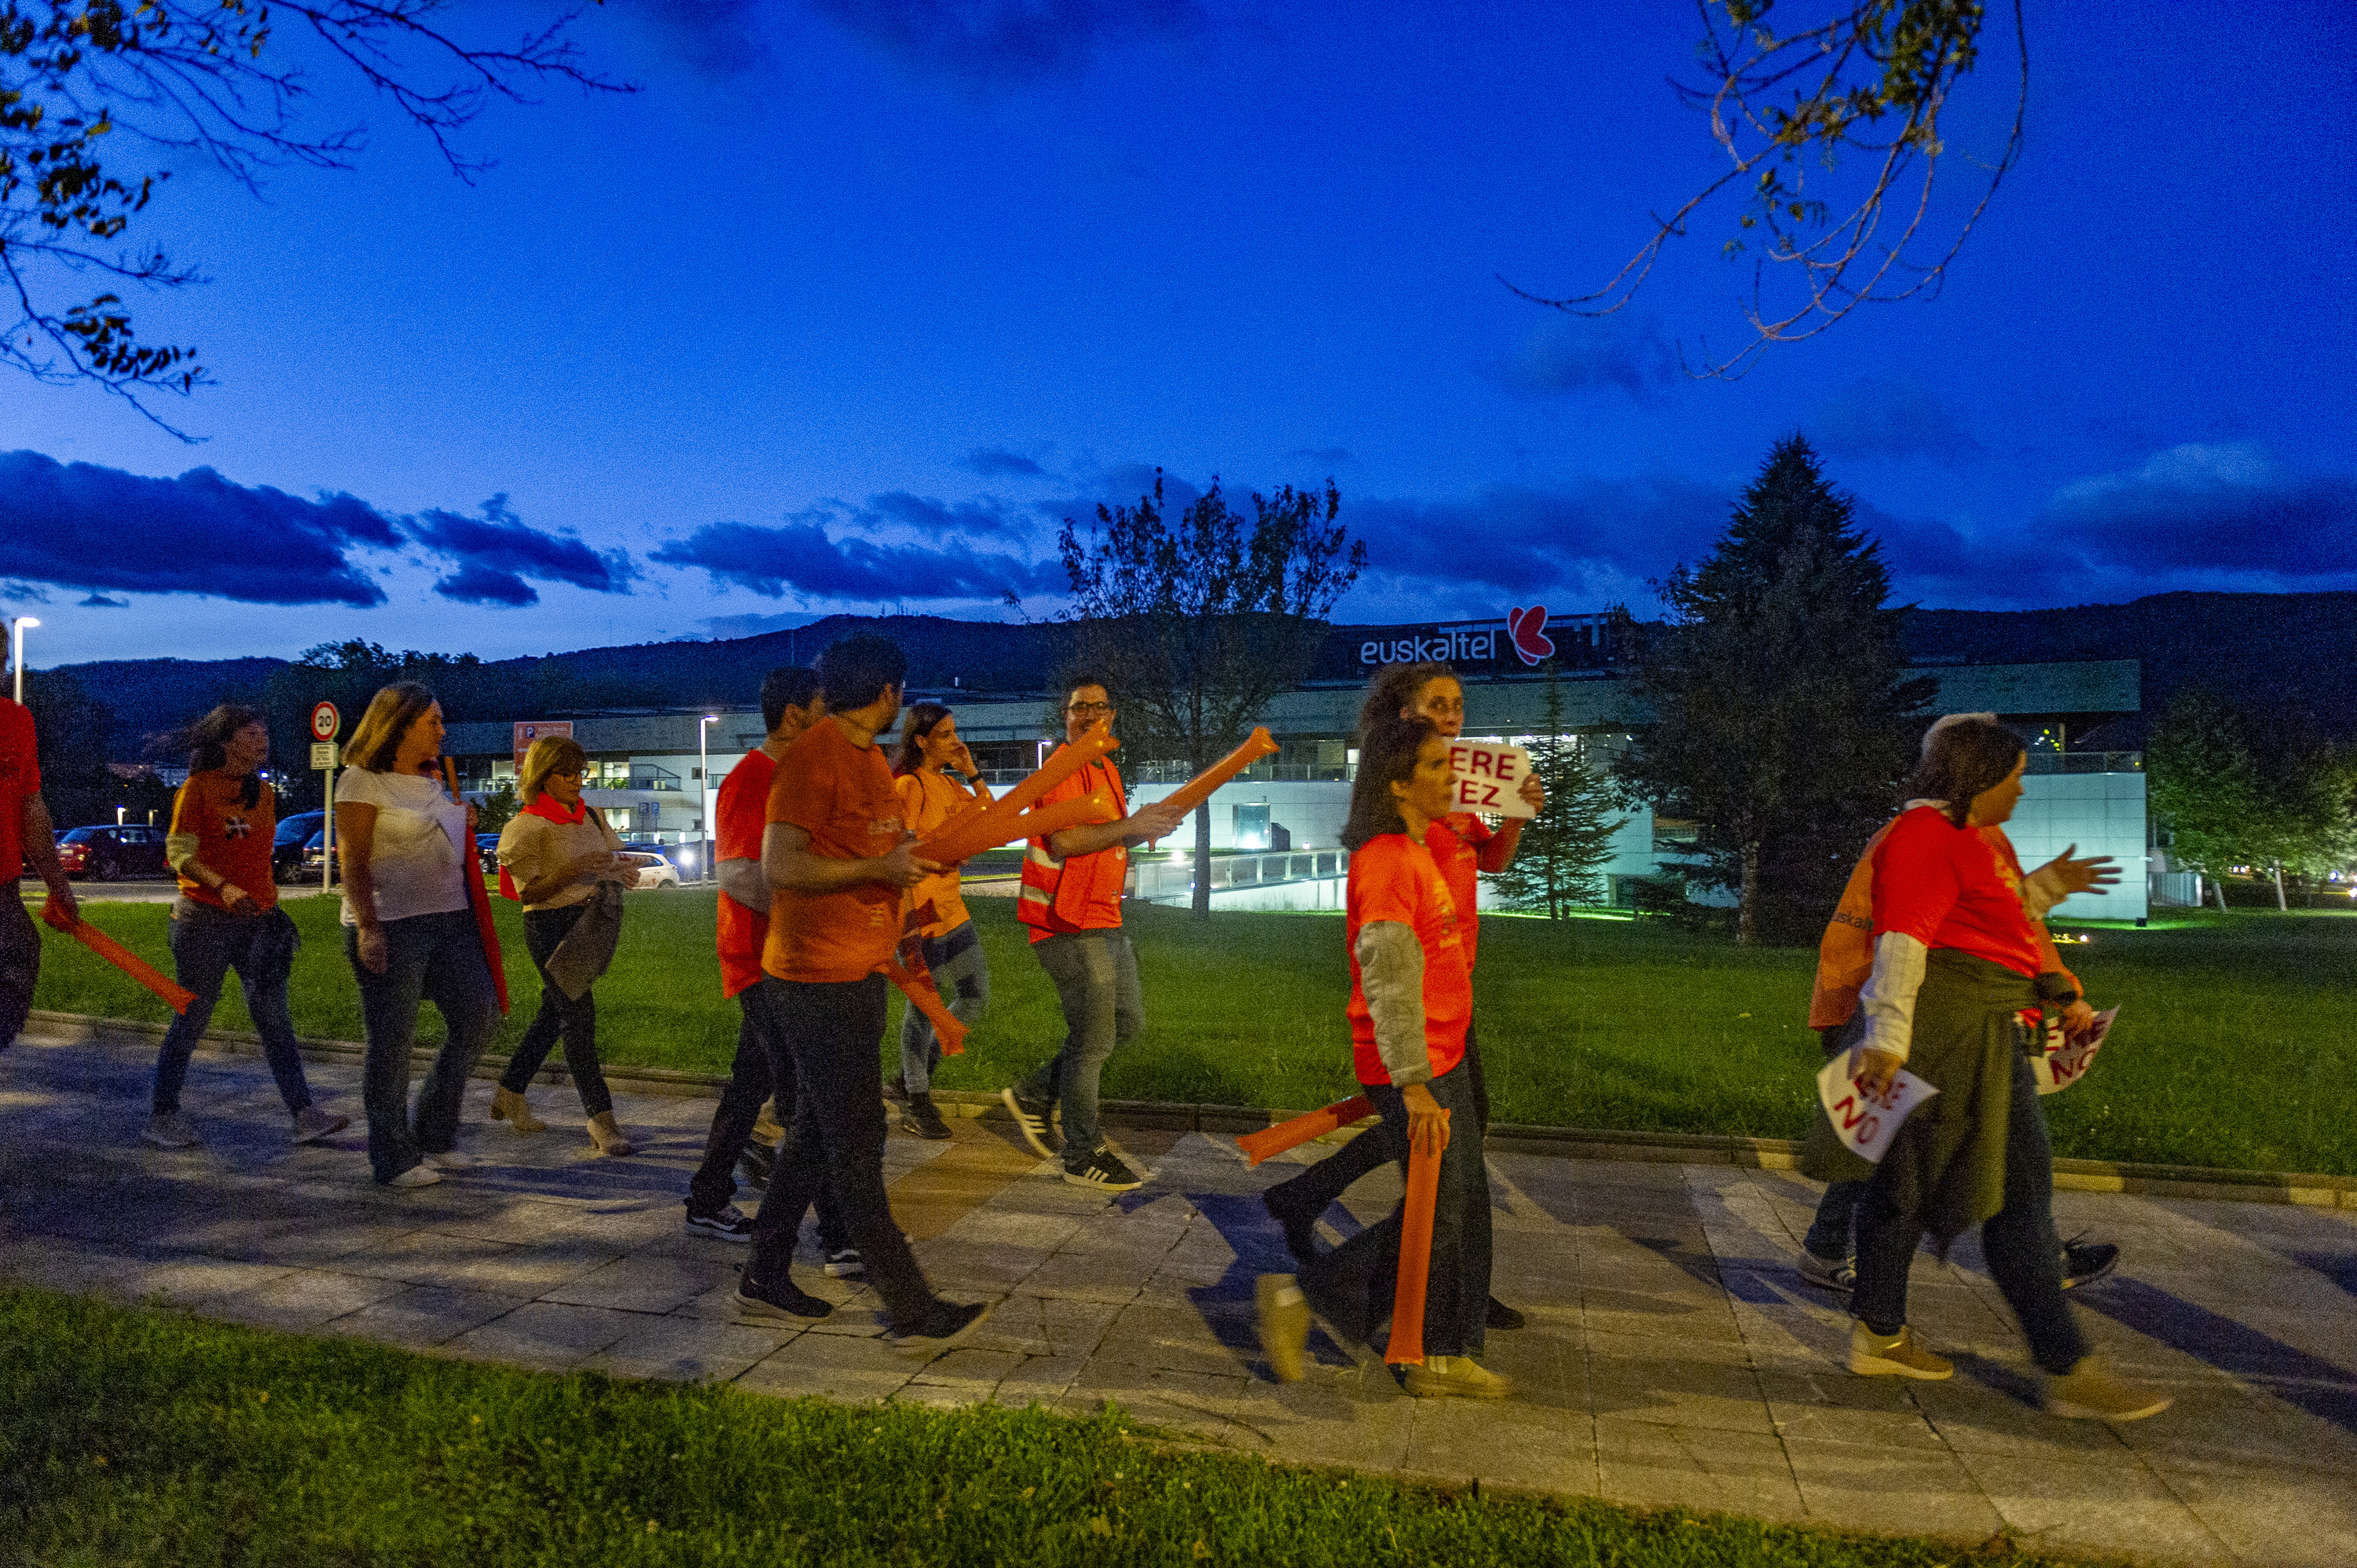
[1234,1095,1376,1167]
[919,720,1116,860]
[1147,727,1280,833]
[885,958,969,1056]
[920,784,1118,867]
[1382,1107,1450,1368]
[42,902,196,1013]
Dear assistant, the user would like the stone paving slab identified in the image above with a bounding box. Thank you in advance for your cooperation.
[6,1025,2357,1566]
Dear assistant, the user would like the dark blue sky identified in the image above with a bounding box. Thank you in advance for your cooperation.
[3,1,2351,667]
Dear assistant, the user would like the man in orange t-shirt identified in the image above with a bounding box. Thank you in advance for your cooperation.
[682,667,846,1248]
[1,691,77,1051]
[734,636,987,1353]
[999,676,1187,1192]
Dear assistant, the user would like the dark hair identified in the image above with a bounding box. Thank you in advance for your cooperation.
[761,665,821,734]
[1342,716,1439,852]
[1908,716,2025,829]
[1355,661,1455,742]
[1063,672,1114,709]
[815,635,906,713]
[346,682,440,775]
[893,702,954,777]
[183,703,267,808]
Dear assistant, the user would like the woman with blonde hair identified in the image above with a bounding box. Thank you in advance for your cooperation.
[336,682,496,1188]
[886,703,993,1140]
[493,733,640,1155]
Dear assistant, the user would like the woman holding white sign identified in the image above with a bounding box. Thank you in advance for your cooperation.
[1825,716,2168,1421]
[1263,661,1539,1332]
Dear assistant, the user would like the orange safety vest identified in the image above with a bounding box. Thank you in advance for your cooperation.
[1018,760,1130,935]
[1809,815,2081,1031]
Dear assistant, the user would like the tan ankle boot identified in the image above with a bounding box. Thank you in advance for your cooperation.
[586,1111,636,1156]
[489,1086,544,1134]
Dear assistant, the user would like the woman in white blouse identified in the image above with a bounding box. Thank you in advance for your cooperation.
[335,683,497,1189]
[491,734,640,1155]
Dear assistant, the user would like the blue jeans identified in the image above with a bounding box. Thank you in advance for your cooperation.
[153,901,311,1116]
[346,910,498,1185]
[1017,929,1141,1167]
[897,921,990,1094]
[1297,1059,1491,1359]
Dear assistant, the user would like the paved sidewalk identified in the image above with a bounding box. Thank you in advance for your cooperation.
[4,1027,2353,1567]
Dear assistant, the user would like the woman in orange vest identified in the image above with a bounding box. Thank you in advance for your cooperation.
[888,703,993,1140]
[1257,714,1508,1398]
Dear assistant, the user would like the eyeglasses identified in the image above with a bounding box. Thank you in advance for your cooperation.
[1065,702,1113,716]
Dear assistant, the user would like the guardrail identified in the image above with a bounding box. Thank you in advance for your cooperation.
[2025,751,2141,775]
[1131,848,1347,903]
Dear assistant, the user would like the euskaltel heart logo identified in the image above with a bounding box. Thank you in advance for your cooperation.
[1507,605,1554,666]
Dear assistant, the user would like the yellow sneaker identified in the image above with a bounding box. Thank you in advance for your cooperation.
[2045,1359,2172,1422]
[1849,1321,1954,1379]
[1255,1274,1309,1383]
[1403,1354,1513,1399]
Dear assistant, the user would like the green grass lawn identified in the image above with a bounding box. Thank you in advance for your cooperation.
[27,889,2357,1175]
[0,1286,2106,1568]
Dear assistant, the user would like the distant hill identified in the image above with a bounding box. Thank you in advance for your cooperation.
[44,593,2357,761]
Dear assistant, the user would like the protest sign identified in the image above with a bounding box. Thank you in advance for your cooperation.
[1445,739,1538,819]
[2033,1006,2117,1095]
[1816,1050,1939,1163]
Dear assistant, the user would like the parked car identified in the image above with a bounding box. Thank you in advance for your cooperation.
[299,827,340,886]
[627,851,681,890]
[476,833,501,877]
[57,824,170,881]
[274,811,326,883]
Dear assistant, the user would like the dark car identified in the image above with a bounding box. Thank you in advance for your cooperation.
[57,824,170,881]
[299,827,341,886]
[477,833,501,877]
[274,811,326,884]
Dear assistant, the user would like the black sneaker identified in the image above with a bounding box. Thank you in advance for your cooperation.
[1263,1188,1319,1265]
[684,1204,753,1242]
[2062,1235,2119,1289]
[823,1248,866,1279]
[885,1074,910,1105]
[1063,1147,1144,1192]
[884,1299,989,1356]
[734,1269,831,1321]
[737,1141,774,1190]
[901,1094,953,1141]
[1001,1086,1059,1160]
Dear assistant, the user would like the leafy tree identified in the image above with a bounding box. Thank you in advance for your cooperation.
[2,1,621,434]
[1052,471,1365,920]
[1483,666,1624,918]
[474,779,519,837]
[2150,691,2357,910]
[1615,435,1935,944]
[1512,0,2025,376]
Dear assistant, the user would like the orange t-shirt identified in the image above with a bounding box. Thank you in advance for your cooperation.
[1346,833,1473,1086]
[1021,760,1128,943]
[170,770,279,911]
[894,769,984,938]
[1871,805,2043,978]
[1424,811,1494,970]
[762,720,908,984]
[0,699,38,881]
[714,747,775,999]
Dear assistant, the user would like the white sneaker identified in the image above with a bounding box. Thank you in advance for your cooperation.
[422,1149,475,1172]
[140,1111,201,1149]
[387,1163,443,1189]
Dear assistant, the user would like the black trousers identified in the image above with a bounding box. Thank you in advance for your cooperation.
[1266,1020,1489,1222]
[745,975,938,1326]
[0,892,39,1051]
[687,980,845,1247]
[499,903,614,1117]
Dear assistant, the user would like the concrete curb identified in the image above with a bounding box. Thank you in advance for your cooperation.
[26,1008,2357,1210]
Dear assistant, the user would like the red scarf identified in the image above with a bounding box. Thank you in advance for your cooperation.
[497,793,592,901]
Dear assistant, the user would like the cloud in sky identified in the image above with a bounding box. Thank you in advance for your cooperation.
[652,517,1061,602]
[1807,378,1984,464]
[963,447,1045,477]
[405,494,638,607]
[849,491,1030,540]
[1490,316,1678,399]
[1348,475,1732,603]
[0,449,399,606]
[1288,447,1357,469]
[805,0,1211,85]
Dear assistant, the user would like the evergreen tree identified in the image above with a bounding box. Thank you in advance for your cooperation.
[1486,667,1624,918]
[1615,435,1935,944]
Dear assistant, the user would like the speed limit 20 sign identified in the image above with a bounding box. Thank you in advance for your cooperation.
[310,702,340,742]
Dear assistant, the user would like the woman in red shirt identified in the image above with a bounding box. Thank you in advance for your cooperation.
[1255,716,1508,1400]
[888,704,994,1140]
[1835,716,2168,1421]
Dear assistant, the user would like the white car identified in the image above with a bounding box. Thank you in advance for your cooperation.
[627,851,682,890]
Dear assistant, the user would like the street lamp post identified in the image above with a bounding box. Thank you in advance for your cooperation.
[9,617,37,704]
[698,714,717,883]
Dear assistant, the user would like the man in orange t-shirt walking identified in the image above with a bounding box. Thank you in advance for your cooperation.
[1,687,77,1051]
[734,636,988,1352]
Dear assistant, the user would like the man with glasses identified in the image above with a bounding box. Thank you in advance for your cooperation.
[1000,676,1187,1190]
